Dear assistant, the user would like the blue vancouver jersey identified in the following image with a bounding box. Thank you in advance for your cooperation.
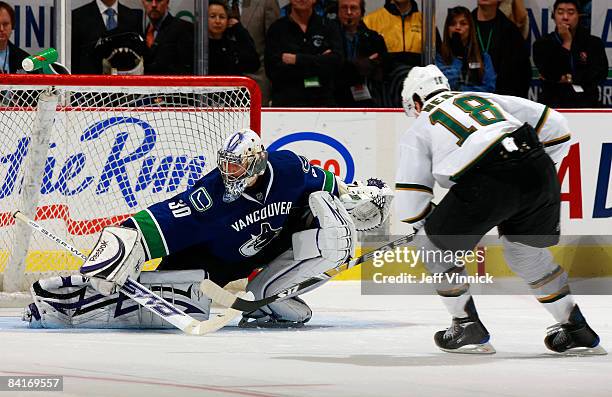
[123,150,340,269]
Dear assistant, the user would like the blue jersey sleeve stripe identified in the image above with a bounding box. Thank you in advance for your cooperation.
[132,209,170,259]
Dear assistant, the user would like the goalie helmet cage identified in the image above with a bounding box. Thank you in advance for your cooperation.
[0,75,261,296]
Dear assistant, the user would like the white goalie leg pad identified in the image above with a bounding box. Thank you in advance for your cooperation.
[340,178,394,231]
[308,191,356,265]
[23,270,210,329]
[80,226,145,295]
[292,229,320,261]
[245,250,334,323]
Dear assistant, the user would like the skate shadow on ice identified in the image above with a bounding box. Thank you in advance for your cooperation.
[274,352,595,367]
[222,319,419,332]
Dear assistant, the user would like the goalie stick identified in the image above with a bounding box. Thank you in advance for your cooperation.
[13,211,247,335]
[201,233,416,312]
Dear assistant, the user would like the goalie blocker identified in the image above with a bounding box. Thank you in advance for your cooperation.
[80,226,146,295]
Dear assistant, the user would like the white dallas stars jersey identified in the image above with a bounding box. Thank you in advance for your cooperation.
[395,91,571,224]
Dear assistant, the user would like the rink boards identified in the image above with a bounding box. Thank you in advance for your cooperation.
[261,109,612,280]
[1,109,611,279]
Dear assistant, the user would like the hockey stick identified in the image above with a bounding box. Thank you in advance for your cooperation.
[201,233,416,312]
[13,211,247,335]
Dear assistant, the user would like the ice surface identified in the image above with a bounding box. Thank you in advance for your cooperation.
[1,281,611,397]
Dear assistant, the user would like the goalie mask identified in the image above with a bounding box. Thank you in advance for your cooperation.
[401,65,450,117]
[217,129,268,203]
[94,32,146,75]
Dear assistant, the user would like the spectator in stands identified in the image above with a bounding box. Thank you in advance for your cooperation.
[472,0,531,98]
[436,6,496,93]
[362,0,424,106]
[0,2,29,73]
[72,0,143,74]
[334,0,387,107]
[208,0,260,76]
[233,0,281,106]
[499,0,529,39]
[533,0,607,108]
[142,0,194,75]
[280,0,338,22]
[363,0,421,67]
[265,0,343,106]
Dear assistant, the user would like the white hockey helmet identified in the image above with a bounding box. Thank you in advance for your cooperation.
[401,64,450,117]
[217,128,268,203]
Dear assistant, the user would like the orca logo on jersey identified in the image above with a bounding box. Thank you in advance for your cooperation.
[239,222,282,257]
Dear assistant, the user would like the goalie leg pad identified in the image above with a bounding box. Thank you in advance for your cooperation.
[308,191,356,265]
[292,229,320,261]
[80,226,145,295]
[23,270,210,329]
[243,250,333,324]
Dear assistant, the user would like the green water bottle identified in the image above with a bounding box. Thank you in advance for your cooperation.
[22,48,59,73]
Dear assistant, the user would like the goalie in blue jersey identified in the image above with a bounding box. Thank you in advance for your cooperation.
[25,129,393,329]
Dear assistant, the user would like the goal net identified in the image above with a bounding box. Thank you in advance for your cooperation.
[0,75,261,298]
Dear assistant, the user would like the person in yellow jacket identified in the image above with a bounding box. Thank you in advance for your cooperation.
[363,0,422,106]
[363,0,422,57]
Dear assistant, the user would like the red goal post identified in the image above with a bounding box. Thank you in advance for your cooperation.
[0,75,261,294]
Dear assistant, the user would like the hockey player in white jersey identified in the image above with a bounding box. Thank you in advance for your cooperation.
[396,65,605,355]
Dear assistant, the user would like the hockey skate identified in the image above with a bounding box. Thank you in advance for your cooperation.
[239,297,311,329]
[238,313,308,329]
[434,298,496,354]
[544,305,607,356]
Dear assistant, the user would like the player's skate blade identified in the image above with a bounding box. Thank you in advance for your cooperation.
[439,343,496,354]
[544,305,607,356]
[549,345,607,356]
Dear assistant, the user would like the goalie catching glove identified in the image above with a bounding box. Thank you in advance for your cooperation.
[80,226,145,295]
[340,178,394,231]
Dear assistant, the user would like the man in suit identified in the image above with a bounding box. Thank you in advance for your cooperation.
[232,0,280,106]
[142,0,194,75]
[0,1,30,74]
[72,0,143,74]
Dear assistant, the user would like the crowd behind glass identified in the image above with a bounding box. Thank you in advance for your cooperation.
[0,0,608,108]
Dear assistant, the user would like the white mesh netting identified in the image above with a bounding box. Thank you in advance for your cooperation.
[0,76,258,298]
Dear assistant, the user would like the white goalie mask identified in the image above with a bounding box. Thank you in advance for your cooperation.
[217,128,268,203]
[401,65,450,117]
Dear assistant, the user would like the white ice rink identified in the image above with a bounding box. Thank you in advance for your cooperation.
[1,281,611,397]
